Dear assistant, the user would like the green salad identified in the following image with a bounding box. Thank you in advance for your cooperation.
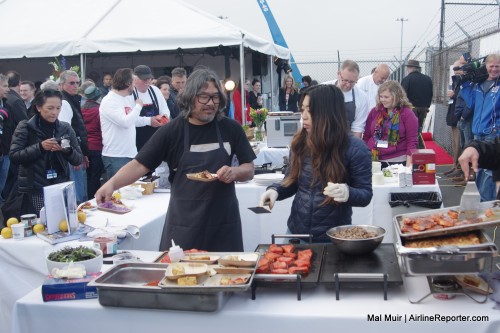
[48,246,98,262]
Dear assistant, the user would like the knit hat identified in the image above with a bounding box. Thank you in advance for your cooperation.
[84,85,101,101]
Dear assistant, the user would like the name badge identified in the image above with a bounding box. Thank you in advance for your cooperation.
[377,140,389,149]
[46,169,57,179]
[492,86,499,93]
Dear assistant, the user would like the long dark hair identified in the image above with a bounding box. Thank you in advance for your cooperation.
[282,84,349,205]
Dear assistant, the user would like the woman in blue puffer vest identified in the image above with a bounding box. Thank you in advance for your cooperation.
[259,84,373,242]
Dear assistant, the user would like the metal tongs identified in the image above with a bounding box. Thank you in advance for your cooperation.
[458,181,481,219]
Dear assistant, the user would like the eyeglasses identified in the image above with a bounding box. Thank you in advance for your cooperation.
[196,94,221,104]
[68,81,80,86]
[338,73,357,85]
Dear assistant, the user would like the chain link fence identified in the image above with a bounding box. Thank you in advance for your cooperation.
[293,0,500,158]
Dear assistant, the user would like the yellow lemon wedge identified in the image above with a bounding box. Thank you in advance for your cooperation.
[112,192,121,200]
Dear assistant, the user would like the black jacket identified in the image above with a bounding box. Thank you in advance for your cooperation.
[401,71,433,108]
[62,90,89,156]
[268,136,373,242]
[9,115,83,193]
[278,89,299,112]
[1,96,28,155]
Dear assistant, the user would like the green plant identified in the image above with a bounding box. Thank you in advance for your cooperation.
[48,246,98,262]
[48,56,80,81]
[249,107,268,128]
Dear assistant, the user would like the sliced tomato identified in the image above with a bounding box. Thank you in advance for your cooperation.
[288,266,309,275]
[282,252,297,259]
[184,249,208,253]
[297,249,313,260]
[256,263,270,274]
[281,244,295,253]
[271,268,289,274]
[276,256,294,264]
[272,261,288,270]
[293,259,311,268]
[268,244,284,254]
[264,252,281,261]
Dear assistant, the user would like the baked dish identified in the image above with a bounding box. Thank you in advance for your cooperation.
[405,232,481,248]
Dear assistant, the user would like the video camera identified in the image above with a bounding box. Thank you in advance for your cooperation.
[451,54,488,89]
[274,57,292,74]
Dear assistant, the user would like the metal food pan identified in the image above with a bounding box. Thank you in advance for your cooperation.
[393,200,500,240]
[88,262,252,311]
[395,230,498,275]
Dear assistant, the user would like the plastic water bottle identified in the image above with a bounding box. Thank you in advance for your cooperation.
[169,240,185,263]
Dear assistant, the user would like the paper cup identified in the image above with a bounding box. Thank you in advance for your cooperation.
[372,161,381,174]
[11,224,25,240]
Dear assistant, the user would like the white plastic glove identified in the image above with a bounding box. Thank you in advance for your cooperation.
[323,182,349,202]
[259,189,278,210]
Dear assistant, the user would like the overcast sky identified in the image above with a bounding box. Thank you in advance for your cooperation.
[184,0,444,62]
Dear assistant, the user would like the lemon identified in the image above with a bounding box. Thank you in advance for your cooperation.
[6,217,19,228]
[1,227,12,239]
[32,224,45,234]
[112,192,121,200]
[77,211,87,223]
[59,220,68,232]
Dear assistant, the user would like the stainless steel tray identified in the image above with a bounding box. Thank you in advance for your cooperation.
[88,261,256,312]
[393,200,500,240]
[395,230,498,275]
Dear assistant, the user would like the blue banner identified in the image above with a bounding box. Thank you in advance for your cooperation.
[256,0,302,83]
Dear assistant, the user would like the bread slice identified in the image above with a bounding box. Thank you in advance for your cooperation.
[177,276,197,286]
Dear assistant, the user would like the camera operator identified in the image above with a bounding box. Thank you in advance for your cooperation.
[459,53,500,201]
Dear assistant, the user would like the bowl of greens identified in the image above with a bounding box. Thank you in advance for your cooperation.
[46,246,103,275]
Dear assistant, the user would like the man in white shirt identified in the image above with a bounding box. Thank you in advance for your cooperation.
[100,68,143,179]
[132,65,170,151]
[323,60,369,138]
[356,64,390,111]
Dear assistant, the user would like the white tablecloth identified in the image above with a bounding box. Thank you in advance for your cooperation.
[0,192,169,333]
[0,180,441,333]
[11,251,500,333]
[252,142,289,168]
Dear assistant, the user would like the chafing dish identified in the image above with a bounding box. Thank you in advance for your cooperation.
[395,229,498,275]
[393,200,500,240]
[89,253,259,312]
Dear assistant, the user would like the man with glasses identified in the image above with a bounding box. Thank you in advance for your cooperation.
[401,60,433,149]
[357,63,390,111]
[132,65,170,151]
[59,70,90,203]
[323,60,369,138]
[95,67,255,252]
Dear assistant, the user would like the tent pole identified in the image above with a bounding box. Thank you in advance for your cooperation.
[269,55,274,111]
[80,54,86,80]
[240,40,245,125]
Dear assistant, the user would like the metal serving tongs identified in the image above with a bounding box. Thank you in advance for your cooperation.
[458,181,481,220]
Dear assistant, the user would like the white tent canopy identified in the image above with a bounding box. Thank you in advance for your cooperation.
[0,0,289,59]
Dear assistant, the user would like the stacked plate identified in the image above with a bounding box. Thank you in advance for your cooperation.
[253,173,285,186]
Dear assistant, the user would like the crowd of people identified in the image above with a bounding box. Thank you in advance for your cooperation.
[0,52,499,250]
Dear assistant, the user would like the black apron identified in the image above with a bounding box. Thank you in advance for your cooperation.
[134,87,160,151]
[159,119,243,252]
[345,88,356,128]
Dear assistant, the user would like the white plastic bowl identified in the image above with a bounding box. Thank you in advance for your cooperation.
[46,247,103,275]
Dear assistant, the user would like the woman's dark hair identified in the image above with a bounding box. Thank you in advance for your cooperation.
[252,78,260,86]
[282,84,349,206]
[112,68,134,91]
[33,89,63,110]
